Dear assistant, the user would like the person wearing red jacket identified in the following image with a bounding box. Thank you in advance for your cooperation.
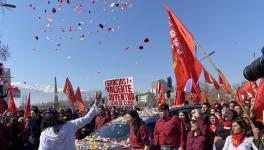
[154,104,185,150]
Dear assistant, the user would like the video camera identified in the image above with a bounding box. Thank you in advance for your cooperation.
[243,47,264,81]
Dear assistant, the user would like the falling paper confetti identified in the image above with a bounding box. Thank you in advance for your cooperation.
[144,38,149,43]
[121,5,126,11]
[35,36,39,40]
[108,27,114,32]
[99,24,104,29]
[52,8,56,13]
[123,47,129,51]
[80,35,85,40]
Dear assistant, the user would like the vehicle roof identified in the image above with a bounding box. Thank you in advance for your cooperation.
[109,104,202,125]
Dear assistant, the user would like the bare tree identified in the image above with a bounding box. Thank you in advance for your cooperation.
[0,41,10,61]
[0,0,15,61]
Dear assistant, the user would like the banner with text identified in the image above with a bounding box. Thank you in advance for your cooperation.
[104,77,135,106]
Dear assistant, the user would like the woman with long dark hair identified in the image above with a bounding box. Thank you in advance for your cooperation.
[127,110,150,150]
[178,111,191,132]
[38,92,102,150]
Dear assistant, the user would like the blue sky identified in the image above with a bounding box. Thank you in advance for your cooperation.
[0,0,264,92]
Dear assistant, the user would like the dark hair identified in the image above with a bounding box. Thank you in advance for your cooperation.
[224,109,238,121]
[32,106,39,114]
[202,102,211,108]
[234,104,242,109]
[179,111,190,124]
[158,103,169,112]
[232,118,247,135]
[128,110,142,135]
[41,109,61,134]
[222,103,229,108]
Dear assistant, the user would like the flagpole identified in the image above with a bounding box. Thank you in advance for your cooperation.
[194,39,256,128]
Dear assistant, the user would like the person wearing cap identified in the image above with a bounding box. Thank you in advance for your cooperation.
[153,103,185,150]
[38,91,101,150]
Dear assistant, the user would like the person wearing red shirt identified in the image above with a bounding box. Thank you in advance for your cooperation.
[186,109,207,150]
[95,105,111,130]
[127,110,150,150]
[154,104,185,150]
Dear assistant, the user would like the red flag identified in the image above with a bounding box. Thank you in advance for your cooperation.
[63,78,76,106]
[24,93,31,118]
[217,68,231,93]
[8,88,17,114]
[204,92,209,103]
[241,81,257,98]
[203,69,220,90]
[254,78,264,121]
[191,79,201,104]
[165,5,203,91]
[75,86,85,111]
[156,83,166,105]
[204,69,214,84]
[174,90,185,106]
[159,83,166,105]
[236,88,244,104]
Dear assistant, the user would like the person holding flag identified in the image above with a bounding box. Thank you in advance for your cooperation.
[38,91,102,150]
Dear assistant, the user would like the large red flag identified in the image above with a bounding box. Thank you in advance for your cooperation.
[217,68,231,93]
[75,86,85,111]
[63,78,76,106]
[254,78,264,121]
[24,93,31,117]
[8,88,17,114]
[165,5,203,92]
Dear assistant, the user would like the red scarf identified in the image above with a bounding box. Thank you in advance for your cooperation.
[231,133,244,148]
[210,125,217,132]
[223,121,232,127]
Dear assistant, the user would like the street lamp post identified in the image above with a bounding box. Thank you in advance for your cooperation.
[0,1,16,8]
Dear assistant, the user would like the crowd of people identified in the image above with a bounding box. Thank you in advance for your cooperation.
[126,100,264,150]
[0,91,264,150]
[0,92,132,150]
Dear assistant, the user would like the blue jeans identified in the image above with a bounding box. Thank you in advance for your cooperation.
[160,146,178,150]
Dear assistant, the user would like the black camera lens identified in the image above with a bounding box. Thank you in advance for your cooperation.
[243,57,264,81]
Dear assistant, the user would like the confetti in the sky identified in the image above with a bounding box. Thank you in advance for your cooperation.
[139,45,144,50]
[144,38,150,43]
